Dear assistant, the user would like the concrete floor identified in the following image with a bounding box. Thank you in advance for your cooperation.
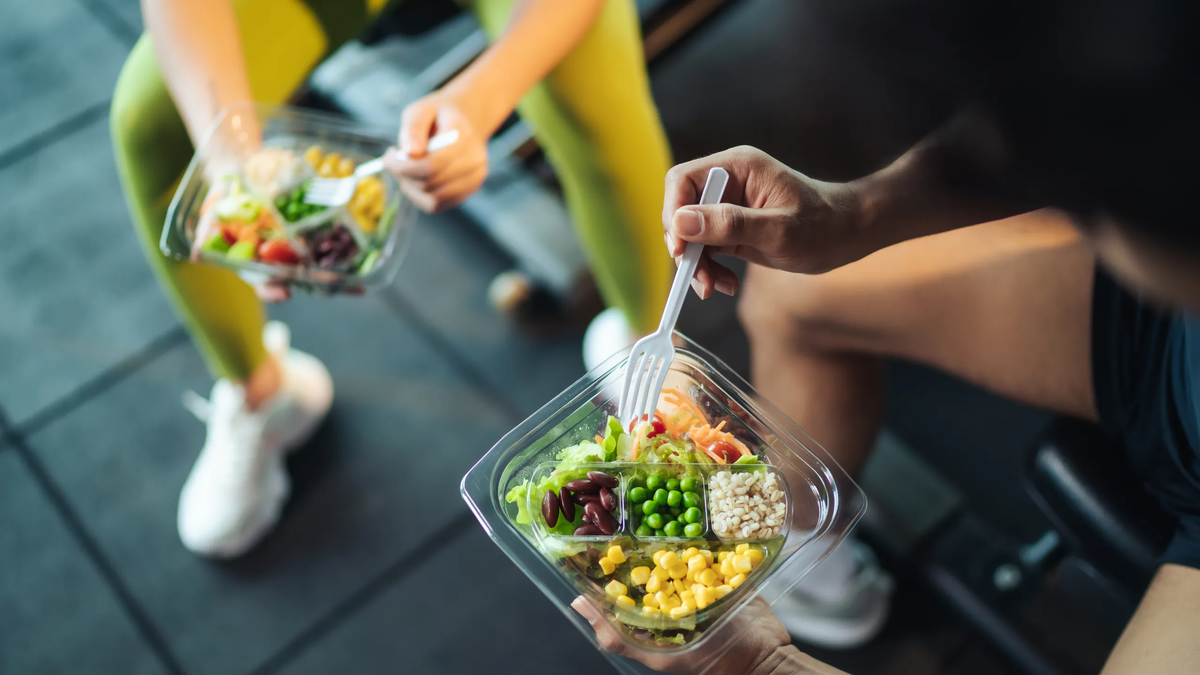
[0,0,1048,673]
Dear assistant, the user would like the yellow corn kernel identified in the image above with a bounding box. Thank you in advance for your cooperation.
[659,551,680,569]
[652,550,666,567]
[606,546,627,565]
[303,146,324,167]
[673,579,687,594]
[732,554,753,574]
[729,573,747,588]
[695,588,712,609]
[717,551,731,563]
[660,593,681,610]
[720,559,735,578]
[688,555,707,573]
[682,598,697,612]
[669,606,694,619]
[699,550,714,566]
[746,548,765,566]
[337,157,355,178]
[683,547,700,561]
[645,575,662,594]
[652,566,671,582]
[630,566,651,586]
[605,580,628,598]
[691,583,706,597]
[655,591,671,608]
[642,592,660,609]
[615,595,636,609]
[680,590,695,605]
[715,584,733,599]
[599,557,616,575]
[642,606,661,617]
[698,569,718,587]
[317,154,341,177]
[736,543,750,554]
[668,563,688,580]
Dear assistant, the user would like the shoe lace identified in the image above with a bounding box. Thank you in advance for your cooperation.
[182,390,267,485]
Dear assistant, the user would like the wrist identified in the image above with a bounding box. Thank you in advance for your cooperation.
[753,645,848,675]
[441,68,518,137]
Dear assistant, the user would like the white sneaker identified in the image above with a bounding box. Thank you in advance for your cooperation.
[773,541,894,649]
[583,307,638,371]
[177,322,333,558]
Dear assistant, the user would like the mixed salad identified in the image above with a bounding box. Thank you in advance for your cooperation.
[192,145,395,278]
[505,388,789,648]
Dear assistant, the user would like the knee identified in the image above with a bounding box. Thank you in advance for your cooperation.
[737,266,849,352]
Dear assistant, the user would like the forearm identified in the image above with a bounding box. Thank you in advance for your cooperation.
[446,0,606,134]
[753,645,852,675]
[141,0,254,144]
[848,109,1032,254]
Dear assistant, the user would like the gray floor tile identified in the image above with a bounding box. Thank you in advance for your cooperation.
[0,449,169,675]
[88,0,143,37]
[387,211,587,416]
[275,526,616,675]
[27,294,514,675]
[0,0,127,158]
[0,117,178,426]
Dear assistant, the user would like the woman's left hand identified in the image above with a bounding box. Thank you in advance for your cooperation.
[385,90,490,213]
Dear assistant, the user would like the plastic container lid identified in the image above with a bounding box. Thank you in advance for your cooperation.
[461,333,865,674]
[162,103,414,295]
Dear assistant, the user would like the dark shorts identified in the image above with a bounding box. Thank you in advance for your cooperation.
[1091,269,1200,569]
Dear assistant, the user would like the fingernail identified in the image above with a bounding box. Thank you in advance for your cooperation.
[675,208,703,237]
[663,232,674,252]
[715,278,737,295]
[690,278,704,297]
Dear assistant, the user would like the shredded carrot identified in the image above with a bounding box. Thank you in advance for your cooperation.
[594,434,604,444]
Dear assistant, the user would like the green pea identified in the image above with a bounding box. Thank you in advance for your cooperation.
[683,491,701,509]
[629,487,648,503]
[669,507,683,517]
[641,500,659,515]
[680,476,698,492]
[646,513,664,530]
[683,523,704,538]
[667,490,683,507]
[666,479,680,491]
[683,507,703,524]
[654,529,667,537]
[636,524,653,537]
[628,476,645,489]
[646,475,665,491]
[664,520,683,537]
[227,240,257,261]
[654,489,669,506]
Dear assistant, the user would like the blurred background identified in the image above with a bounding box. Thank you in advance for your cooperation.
[1,0,1149,673]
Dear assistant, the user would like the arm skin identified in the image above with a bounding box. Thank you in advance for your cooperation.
[1101,564,1200,673]
[141,0,255,145]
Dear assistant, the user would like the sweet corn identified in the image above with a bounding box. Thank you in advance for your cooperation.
[681,598,697,612]
[697,569,718,587]
[599,557,617,575]
[683,547,700,561]
[732,554,753,574]
[736,543,750,554]
[669,606,694,619]
[714,585,733,599]
[607,546,627,564]
[668,563,688,580]
[659,551,680,569]
[695,588,712,609]
[303,146,324,167]
[652,566,671,582]
[685,570,696,586]
[717,551,730,563]
[643,593,660,609]
[652,550,667,567]
[606,580,628,598]
[680,590,695,605]
[616,595,636,609]
[720,559,735,578]
[646,575,662,593]
[673,579,687,594]
[729,573,747,588]
[655,591,672,608]
[746,548,765,566]
[661,593,681,610]
[642,606,662,617]
[337,157,355,178]
[630,566,651,585]
[688,555,707,573]
[699,550,715,566]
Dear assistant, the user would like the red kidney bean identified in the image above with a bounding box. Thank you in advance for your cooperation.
[574,492,602,505]
[599,487,616,511]
[591,506,619,535]
[559,486,575,522]
[566,479,600,494]
[587,471,619,489]
[573,525,604,536]
[542,490,560,528]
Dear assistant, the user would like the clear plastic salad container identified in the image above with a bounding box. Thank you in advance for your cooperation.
[461,333,865,674]
[162,103,413,294]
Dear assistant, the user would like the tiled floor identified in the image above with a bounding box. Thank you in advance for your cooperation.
[0,1,1036,674]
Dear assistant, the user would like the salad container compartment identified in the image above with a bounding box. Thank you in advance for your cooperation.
[461,333,865,675]
[163,103,413,294]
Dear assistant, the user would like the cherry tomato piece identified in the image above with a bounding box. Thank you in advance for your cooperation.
[648,414,667,438]
[708,441,738,463]
[257,239,300,264]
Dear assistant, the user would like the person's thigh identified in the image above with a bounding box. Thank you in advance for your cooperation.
[740,209,1098,420]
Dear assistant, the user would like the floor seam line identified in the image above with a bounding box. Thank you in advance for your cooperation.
[1,412,188,675]
[15,325,189,438]
[0,101,111,173]
[245,511,478,675]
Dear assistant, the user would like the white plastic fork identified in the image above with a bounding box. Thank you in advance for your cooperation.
[618,166,729,427]
[302,129,459,207]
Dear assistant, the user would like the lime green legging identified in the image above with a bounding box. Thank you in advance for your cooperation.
[112,0,672,381]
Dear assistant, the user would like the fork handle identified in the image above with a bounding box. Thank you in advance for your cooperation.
[354,157,385,178]
[657,167,729,333]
